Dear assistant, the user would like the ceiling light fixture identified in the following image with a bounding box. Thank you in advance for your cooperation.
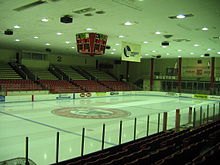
[169,14,193,19]
[143,41,148,44]
[176,14,186,19]
[56,32,62,35]
[201,27,208,31]
[85,27,93,31]
[34,36,39,39]
[14,25,20,29]
[190,52,194,55]
[115,43,120,46]
[155,31,161,34]
[177,49,182,52]
[45,43,50,45]
[194,44,200,47]
[124,21,133,25]
[15,39,20,42]
[217,52,220,54]
[41,18,49,22]
[65,41,71,44]
[118,35,125,38]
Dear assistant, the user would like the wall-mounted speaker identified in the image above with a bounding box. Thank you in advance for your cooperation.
[4,29,13,35]
[156,55,161,58]
[161,41,169,46]
[60,15,73,23]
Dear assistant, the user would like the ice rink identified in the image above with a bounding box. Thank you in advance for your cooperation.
[0,94,218,165]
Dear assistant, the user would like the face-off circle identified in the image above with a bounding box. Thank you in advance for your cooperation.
[52,107,131,119]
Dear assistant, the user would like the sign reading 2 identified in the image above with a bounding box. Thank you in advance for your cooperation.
[57,56,62,62]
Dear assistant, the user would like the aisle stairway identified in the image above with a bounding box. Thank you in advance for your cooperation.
[0,62,22,79]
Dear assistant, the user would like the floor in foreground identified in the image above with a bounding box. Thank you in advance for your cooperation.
[0,95,217,165]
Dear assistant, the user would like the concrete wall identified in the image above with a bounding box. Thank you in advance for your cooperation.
[0,49,16,62]
[0,48,219,82]
[48,53,97,67]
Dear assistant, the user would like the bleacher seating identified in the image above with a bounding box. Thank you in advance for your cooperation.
[79,66,116,81]
[0,79,42,91]
[29,67,58,80]
[100,81,135,91]
[0,62,22,79]
[0,63,138,94]
[39,80,83,93]
[72,80,111,92]
[54,120,220,165]
[56,65,87,80]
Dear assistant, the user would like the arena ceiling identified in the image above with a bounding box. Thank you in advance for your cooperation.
[0,0,220,59]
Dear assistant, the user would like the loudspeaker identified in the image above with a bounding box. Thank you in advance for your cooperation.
[156,55,161,58]
[4,29,13,35]
[45,48,52,52]
[105,45,111,49]
[60,15,73,23]
[161,41,169,46]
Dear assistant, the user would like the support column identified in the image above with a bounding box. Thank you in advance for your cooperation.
[178,57,182,93]
[150,58,154,91]
[126,61,130,82]
[163,112,168,131]
[210,57,215,95]
[175,109,180,131]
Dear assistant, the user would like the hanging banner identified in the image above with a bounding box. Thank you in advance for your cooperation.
[121,41,141,62]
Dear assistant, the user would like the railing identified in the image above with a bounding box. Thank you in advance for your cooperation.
[1,101,219,165]
[20,64,37,81]
[8,62,27,80]
[48,66,64,80]
[73,66,96,80]
[161,80,220,95]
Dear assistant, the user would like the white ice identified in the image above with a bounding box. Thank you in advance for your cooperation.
[0,95,217,165]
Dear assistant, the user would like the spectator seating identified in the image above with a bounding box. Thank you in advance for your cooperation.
[79,66,116,81]
[56,65,87,80]
[0,62,22,79]
[54,120,220,165]
[0,79,42,91]
[29,67,58,80]
[100,81,135,91]
[72,80,111,92]
[39,80,83,93]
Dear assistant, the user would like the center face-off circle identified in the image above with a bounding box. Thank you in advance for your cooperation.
[52,107,131,119]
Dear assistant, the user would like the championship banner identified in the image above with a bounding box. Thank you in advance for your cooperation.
[121,41,141,62]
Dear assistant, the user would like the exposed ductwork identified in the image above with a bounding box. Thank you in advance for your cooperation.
[14,0,62,11]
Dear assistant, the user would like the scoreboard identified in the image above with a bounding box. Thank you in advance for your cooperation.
[76,33,108,55]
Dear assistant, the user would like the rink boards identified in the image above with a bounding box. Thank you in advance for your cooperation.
[0,91,220,103]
